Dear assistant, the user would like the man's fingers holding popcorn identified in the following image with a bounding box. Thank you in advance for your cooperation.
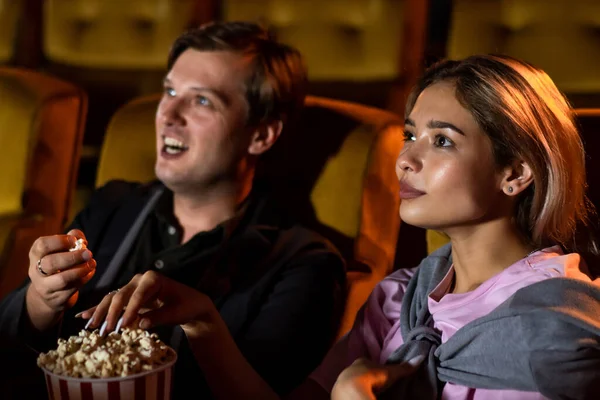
[40,260,97,295]
[65,229,87,242]
[29,231,91,279]
[29,234,75,266]
[34,249,94,277]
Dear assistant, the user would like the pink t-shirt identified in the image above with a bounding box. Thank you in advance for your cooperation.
[310,246,590,399]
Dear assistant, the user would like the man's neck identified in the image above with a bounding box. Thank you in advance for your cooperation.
[446,219,536,294]
[172,180,252,244]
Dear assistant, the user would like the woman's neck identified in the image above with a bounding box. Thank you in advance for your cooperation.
[446,219,536,293]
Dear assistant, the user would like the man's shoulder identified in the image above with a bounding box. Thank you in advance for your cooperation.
[248,193,338,252]
[279,224,341,256]
[255,223,345,278]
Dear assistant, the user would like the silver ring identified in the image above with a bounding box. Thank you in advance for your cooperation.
[37,258,49,276]
[109,288,120,295]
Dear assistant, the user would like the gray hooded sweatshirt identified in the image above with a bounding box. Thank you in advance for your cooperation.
[382,244,600,400]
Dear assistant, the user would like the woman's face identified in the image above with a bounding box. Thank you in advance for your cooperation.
[396,81,507,231]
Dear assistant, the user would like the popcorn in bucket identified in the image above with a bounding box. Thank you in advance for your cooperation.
[38,328,177,400]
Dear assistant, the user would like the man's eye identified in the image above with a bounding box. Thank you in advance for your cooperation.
[196,96,211,107]
[164,88,176,97]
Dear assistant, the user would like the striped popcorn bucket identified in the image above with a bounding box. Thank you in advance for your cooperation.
[41,349,177,400]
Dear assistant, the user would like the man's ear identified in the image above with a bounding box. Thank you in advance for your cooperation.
[248,120,283,155]
[500,160,534,196]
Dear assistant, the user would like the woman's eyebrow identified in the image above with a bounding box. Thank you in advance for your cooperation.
[427,120,466,136]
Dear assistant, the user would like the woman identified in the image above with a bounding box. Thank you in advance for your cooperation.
[80,55,600,399]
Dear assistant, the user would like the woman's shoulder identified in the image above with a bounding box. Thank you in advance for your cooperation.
[527,246,592,280]
[384,266,418,283]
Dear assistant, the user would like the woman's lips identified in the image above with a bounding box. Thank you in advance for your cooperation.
[399,183,426,199]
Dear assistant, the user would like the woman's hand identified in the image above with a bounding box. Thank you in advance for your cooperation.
[79,270,220,338]
[331,356,424,400]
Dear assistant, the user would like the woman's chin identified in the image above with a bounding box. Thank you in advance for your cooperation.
[399,206,428,228]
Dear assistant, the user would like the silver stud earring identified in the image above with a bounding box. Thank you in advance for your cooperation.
[507,186,514,193]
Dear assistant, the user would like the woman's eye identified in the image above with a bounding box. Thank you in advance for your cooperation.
[164,88,176,97]
[435,135,454,147]
[403,131,416,142]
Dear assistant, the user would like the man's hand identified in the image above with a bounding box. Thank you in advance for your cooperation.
[26,229,96,331]
[331,356,425,400]
[80,270,220,339]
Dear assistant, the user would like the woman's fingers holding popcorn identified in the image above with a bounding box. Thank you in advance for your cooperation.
[119,272,165,329]
[84,272,214,335]
[86,288,123,330]
[121,272,215,331]
[104,283,141,333]
[77,306,97,320]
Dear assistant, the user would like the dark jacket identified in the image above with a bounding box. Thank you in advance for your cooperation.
[0,181,346,399]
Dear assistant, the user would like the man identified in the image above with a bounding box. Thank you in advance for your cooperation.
[0,21,345,399]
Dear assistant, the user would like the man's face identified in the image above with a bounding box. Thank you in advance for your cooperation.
[155,49,252,193]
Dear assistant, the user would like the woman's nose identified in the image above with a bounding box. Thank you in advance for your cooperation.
[396,144,422,173]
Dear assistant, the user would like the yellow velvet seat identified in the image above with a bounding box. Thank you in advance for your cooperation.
[0,0,21,63]
[224,0,405,81]
[43,0,198,69]
[574,109,600,245]
[0,68,87,299]
[95,94,404,337]
[448,0,600,93]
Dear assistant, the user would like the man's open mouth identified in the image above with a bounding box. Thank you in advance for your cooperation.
[162,136,189,155]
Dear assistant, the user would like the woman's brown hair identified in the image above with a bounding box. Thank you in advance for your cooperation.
[406,55,598,256]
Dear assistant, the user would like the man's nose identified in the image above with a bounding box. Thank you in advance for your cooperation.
[158,98,185,126]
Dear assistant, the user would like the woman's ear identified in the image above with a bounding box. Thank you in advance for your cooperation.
[248,120,283,155]
[501,160,534,196]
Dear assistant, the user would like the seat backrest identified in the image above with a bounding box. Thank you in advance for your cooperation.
[224,0,405,81]
[0,0,21,63]
[448,0,600,93]
[95,95,158,187]
[575,109,600,222]
[43,0,198,68]
[96,94,404,336]
[0,68,87,298]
